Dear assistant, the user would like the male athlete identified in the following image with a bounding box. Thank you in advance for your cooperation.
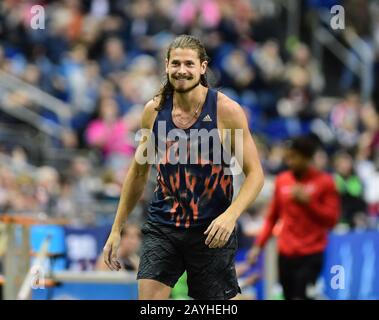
[103,35,264,300]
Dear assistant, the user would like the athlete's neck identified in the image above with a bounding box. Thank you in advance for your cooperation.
[174,85,207,113]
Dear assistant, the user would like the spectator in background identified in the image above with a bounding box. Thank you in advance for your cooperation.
[125,0,156,53]
[66,156,100,223]
[96,224,141,271]
[0,148,38,214]
[72,78,116,147]
[356,147,379,229]
[60,44,89,111]
[0,45,6,69]
[0,165,18,213]
[252,39,284,116]
[22,63,42,87]
[333,151,367,229]
[35,166,60,215]
[219,48,257,94]
[279,66,313,119]
[45,2,72,63]
[89,0,111,19]
[29,44,55,93]
[284,43,324,94]
[248,136,340,300]
[70,60,103,136]
[85,97,135,170]
[358,100,379,160]
[175,0,221,31]
[127,55,161,104]
[340,0,374,100]
[264,143,286,175]
[54,174,79,222]
[149,0,175,35]
[100,37,129,81]
[277,64,315,138]
[116,73,139,115]
[64,0,84,43]
[313,148,330,172]
[253,39,284,86]
[329,90,362,149]
[98,79,117,101]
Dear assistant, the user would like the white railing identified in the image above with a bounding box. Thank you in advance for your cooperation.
[313,9,373,100]
[0,69,73,139]
[0,70,72,123]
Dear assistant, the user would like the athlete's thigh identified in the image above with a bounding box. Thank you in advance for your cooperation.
[138,279,172,300]
[137,220,185,289]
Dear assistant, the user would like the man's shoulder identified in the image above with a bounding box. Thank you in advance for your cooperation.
[216,91,246,126]
[142,98,160,129]
[145,97,160,112]
[217,91,241,113]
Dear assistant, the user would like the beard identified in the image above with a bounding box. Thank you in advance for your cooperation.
[168,75,201,93]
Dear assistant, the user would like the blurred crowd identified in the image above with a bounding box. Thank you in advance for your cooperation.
[0,0,379,236]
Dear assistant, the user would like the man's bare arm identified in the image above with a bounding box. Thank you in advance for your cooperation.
[205,93,264,248]
[103,99,158,270]
[219,93,265,219]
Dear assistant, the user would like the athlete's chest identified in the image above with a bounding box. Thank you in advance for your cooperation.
[171,108,201,129]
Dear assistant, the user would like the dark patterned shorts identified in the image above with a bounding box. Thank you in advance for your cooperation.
[137,219,241,300]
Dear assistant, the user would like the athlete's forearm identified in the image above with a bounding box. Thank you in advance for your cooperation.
[227,170,264,219]
[111,161,150,233]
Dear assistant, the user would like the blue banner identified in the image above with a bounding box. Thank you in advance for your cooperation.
[64,225,111,271]
[321,231,379,300]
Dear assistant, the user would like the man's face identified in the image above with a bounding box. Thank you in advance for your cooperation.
[166,48,207,93]
[284,148,310,174]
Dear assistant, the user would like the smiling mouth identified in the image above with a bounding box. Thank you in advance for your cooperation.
[176,79,190,85]
[174,76,192,81]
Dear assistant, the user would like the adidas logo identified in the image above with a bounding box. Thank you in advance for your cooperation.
[202,114,212,122]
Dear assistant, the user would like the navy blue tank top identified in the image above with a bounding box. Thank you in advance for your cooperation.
[148,88,234,228]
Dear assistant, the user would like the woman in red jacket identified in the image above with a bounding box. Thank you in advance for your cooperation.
[248,136,341,300]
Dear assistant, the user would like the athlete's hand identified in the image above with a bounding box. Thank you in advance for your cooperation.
[204,211,237,248]
[103,230,122,271]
